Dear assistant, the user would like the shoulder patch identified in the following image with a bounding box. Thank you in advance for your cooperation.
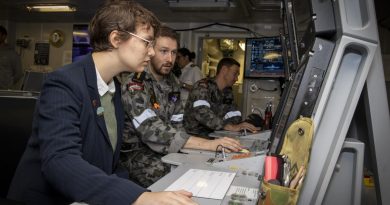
[132,71,146,83]
[148,87,160,110]
[168,91,180,103]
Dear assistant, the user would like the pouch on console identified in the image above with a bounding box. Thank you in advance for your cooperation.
[258,116,314,205]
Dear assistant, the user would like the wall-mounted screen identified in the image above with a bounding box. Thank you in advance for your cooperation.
[244,37,285,78]
[72,24,93,62]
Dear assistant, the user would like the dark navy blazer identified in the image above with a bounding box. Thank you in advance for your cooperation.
[7,54,146,205]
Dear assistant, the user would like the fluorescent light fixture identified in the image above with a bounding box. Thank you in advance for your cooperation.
[26,4,76,12]
[168,0,231,11]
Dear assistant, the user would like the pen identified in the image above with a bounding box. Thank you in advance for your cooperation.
[283,162,290,187]
[296,175,305,189]
[289,166,305,189]
[221,146,227,159]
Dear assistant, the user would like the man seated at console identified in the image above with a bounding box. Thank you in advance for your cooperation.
[184,58,259,137]
[121,26,242,187]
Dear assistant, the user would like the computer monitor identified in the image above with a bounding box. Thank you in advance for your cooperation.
[72,24,93,62]
[268,0,336,154]
[244,37,285,78]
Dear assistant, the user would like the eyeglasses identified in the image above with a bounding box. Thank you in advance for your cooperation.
[121,30,154,48]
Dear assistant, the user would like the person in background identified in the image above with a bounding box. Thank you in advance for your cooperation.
[184,57,259,137]
[121,26,242,187]
[7,1,196,205]
[0,25,23,90]
[176,47,203,106]
[171,61,181,77]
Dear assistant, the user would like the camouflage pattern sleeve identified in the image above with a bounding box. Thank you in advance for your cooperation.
[221,87,242,125]
[121,72,189,154]
[187,81,225,131]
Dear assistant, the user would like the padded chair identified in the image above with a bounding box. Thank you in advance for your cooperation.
[0,91,38,198]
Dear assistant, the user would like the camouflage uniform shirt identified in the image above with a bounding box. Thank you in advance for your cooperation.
[121,68,190,155]
[183,78,242,136]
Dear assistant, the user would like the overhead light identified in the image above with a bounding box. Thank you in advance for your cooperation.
[26,4,76,12]
[167,0,232,11]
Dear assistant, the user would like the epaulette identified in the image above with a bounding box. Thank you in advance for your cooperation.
[132,71,146,83]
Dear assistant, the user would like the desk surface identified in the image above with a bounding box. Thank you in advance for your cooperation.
[209,130,271,139]
[150,155,265,205]
[151,130,271,205]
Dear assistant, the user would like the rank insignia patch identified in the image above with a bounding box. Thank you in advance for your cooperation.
[168,91,180,103]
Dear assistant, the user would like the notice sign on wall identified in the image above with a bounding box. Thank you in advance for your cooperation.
[34,42,50,65]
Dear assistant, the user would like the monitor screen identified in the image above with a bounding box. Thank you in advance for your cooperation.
[72,24,93,62]
[244,37,285,78]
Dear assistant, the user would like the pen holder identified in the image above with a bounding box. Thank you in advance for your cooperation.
[258,117,314,205]
[258,180,299,205]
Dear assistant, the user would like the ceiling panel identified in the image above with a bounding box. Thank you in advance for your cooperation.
[0,0,386,27]
[0,0,282,23]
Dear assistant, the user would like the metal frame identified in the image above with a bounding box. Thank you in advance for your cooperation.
[299,0,390,203]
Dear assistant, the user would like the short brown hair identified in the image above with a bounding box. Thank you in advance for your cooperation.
[156,25,179,46]
[89,0,160,52]
[216,58,240,75]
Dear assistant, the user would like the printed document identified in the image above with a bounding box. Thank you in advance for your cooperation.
[165,168,236,200]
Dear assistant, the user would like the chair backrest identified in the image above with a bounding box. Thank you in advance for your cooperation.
[21,71,47,92]
[0,91,38,198]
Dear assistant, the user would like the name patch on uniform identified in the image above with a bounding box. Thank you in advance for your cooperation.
[127,82,144,91]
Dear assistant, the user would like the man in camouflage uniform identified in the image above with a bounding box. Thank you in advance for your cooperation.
[121,26,242,187]
[184,58,259,137]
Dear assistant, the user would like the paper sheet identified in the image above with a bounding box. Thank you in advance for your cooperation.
[226,185,259,200]
[165,168,236,200]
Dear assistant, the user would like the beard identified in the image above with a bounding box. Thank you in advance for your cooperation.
[152,62,173,76]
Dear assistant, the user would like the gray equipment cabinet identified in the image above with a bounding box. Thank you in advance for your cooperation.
[298,0,390,204]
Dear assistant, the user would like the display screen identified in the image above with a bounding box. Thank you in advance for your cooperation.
[244,37,285,78]
[72,24,93,62]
